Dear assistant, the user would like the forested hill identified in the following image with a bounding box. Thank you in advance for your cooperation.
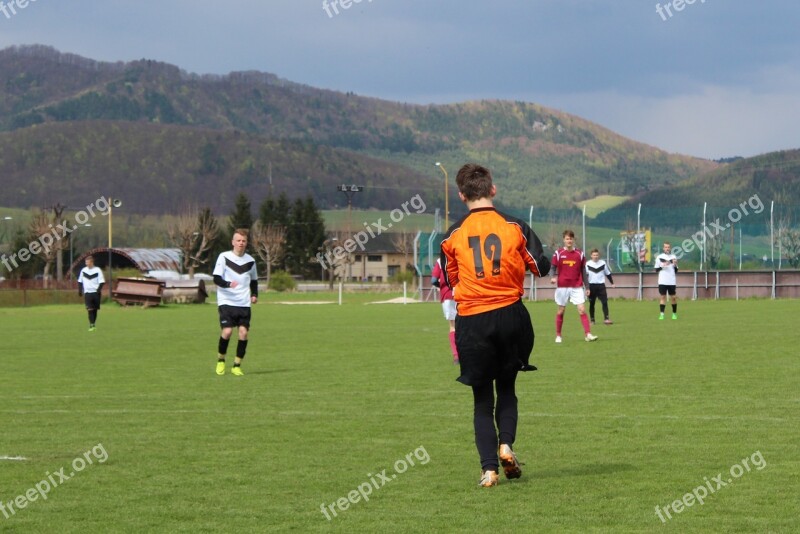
[0,121,436,213]
[594,149,800,230]
[1,44,718,212]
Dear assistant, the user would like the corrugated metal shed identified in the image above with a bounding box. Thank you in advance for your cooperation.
[71,248,182,274]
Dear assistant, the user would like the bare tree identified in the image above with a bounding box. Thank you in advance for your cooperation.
[705,231,724,269]
[29,210,62,287]
[778,217,800,268]
[167,207,219,278]
[315,233,355,289]
[252,221,286,288]
[391,230,414,274]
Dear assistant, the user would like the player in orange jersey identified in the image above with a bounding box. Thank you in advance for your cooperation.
[440,163,550,487]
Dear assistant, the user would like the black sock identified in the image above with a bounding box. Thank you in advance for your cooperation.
[218,337,230,355]
[88,310,97,324]
[217,357,225,363]
[672,304,677,313]
[237,339,248,359]
[233,362,241,368]
[660,304,665,313]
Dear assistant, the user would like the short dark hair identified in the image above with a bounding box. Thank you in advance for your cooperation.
[590,248,600,254]
[455,164,493,201]
[563,230,575,238]
[85,255,94,261]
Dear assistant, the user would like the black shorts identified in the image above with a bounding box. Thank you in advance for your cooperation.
[454,300,535,387]
[658,284,677,296]
[588,283,608,301]
[84,292,101,310]
[218,305,252,329]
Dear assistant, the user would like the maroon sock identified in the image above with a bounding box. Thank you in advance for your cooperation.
[580,313,591,334]
[448,331,458,358]
[556,314,564,336]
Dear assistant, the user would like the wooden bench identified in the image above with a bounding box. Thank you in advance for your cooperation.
[113,278,165,307]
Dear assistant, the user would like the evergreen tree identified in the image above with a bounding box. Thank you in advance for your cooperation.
[285,195,326,278]
[228,192,253,236]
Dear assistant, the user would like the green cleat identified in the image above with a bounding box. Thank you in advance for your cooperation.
[88,325,96,332]
[659,313,665,320]
[215,362,226,375]
[231,366,244,377]
[672,313,678,320]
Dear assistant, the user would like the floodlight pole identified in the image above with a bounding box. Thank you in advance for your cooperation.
[435,162,449,230]
[337,185,363,280]
[107,198,122,299]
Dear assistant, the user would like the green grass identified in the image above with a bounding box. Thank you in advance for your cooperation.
[575,195,631,218]
[1,298,798,532]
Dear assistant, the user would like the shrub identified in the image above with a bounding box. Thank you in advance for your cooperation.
[389,270,415,285]
[268,271,296,292]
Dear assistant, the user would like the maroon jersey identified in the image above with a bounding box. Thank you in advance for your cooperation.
[552,248,586,288]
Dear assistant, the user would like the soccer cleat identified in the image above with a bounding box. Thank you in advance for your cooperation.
[604,319,613,325]
[672,313,678,320]
[215,362,226,375]
[231,366,244,376]
[88,325,96,332]
[555,336,562,344]
[659,313,665,320]
[585,333,598,342]
[590,319,596,325]
[498,444,522,480]
[478,470,499,487]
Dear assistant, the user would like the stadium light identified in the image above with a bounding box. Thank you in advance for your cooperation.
[435,162,448,230]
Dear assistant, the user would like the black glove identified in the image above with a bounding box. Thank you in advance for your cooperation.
[431,278,440,288]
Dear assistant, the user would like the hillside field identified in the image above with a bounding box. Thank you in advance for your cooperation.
[1,297,797,532]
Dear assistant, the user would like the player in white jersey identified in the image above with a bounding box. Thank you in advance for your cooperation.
[77,255,105,331]
[213,229,258,376]
[585,249,615,325]
[654,242,678,320]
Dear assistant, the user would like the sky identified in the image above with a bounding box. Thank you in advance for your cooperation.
[2,0,800,160]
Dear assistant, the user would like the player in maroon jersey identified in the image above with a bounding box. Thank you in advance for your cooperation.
[550,230,597,343]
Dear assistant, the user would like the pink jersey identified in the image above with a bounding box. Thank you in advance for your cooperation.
[431,260,453,302]
[552,248,586,288]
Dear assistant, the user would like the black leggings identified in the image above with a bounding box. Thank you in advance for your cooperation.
[588,284,609,320]
[471,373,518,471]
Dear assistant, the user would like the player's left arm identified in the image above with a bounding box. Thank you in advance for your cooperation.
[250,264,258,303]
[520,224,550,277]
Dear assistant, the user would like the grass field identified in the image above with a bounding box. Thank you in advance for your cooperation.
[1,296,798,533]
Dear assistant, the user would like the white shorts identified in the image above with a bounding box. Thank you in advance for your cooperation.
[441,300,457,321]
[555,287,586,307]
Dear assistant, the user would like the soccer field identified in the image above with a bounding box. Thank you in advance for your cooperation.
[1,297,798,533]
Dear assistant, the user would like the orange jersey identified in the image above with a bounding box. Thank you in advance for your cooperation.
[440,207,550,316]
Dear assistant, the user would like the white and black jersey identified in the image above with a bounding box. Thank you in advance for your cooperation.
[213,251,258,307]
[654,253,678,285]
[585,260,614,285]
[77,266,105,293]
